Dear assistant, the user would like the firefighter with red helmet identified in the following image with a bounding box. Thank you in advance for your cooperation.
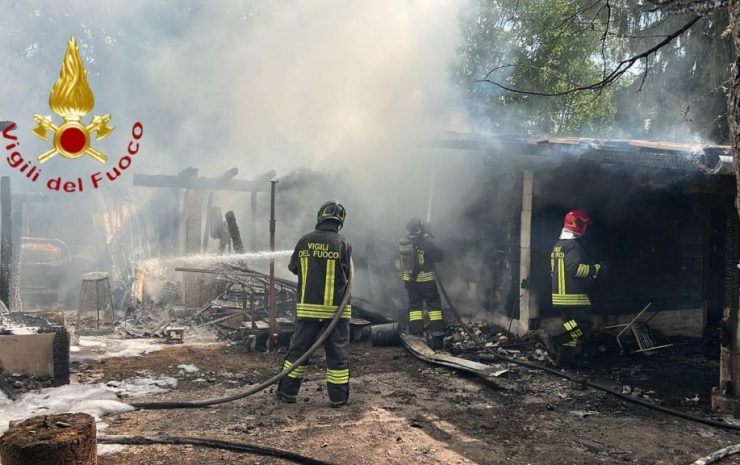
[544,210,605,366]
[277,201,353,407]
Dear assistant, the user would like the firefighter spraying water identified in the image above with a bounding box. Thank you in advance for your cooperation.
[277,201,353,407]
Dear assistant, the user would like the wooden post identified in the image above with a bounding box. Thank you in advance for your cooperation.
[203,192,214,251]
[250,190,258,251]
[180,170,202,307]
[518,170,536,332]
[0,413,96,464]
[714,199,740,414]
[0,177,12,310]
[183,190,202,255]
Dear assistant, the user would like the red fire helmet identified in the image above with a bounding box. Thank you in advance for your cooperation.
[563,210,592,236]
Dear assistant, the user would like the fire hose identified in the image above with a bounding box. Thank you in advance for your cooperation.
[687,443,740,465]
[98,434,334,465]
[434,268,740,432]
[129,259,353,410]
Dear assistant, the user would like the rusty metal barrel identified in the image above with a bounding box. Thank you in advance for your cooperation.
[370,323,401,347]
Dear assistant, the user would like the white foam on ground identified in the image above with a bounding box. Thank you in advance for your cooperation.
[106,375,178,398]
[177,364,200,374]
[98,444,126,456]
[0,374,181,435]
[71,336,165,361]
[0,384,134,434]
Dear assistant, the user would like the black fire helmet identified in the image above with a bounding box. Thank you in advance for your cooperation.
[317,201,346,230]
[406,217,425,238]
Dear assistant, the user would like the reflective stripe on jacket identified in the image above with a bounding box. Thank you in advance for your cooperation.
[289,225,352,320]
[551,238,601,307]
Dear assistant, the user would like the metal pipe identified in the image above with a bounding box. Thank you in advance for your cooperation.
[268,181,278,348]
[250,293,256,331]
[250,191,258,251]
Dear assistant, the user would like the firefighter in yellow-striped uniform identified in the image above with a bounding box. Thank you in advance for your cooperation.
[545,210,605,366]
[277,201,352,407]
[400,218,444,343]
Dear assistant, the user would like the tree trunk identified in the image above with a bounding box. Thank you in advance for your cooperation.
[0,413,97,465]
[721,0,740,408]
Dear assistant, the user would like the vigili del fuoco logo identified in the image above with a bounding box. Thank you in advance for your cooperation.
[2,36,144,193]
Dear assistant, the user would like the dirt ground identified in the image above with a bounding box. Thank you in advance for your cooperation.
[81,342,740,465]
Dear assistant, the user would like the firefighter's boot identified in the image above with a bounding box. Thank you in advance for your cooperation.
[556,345,576,367]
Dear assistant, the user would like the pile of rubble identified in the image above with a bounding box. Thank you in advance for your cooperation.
[0,371,53,397]
[444,320,551,364]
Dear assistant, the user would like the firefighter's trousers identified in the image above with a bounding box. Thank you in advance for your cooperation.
[550,307,594,363]
[277,319,350,406]
[405,281,444,335]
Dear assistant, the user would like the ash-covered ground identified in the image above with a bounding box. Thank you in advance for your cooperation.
[79,338,740,465]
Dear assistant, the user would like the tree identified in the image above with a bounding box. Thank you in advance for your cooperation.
[462,0,732,141]
[458,0,623,136]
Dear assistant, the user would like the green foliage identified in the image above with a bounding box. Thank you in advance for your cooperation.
[458,0,622,136]
[458,1,733,142]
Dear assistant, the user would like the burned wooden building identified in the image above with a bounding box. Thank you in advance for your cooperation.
[437,136,736,338]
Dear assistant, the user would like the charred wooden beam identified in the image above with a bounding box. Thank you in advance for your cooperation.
[0,413,97,464]
[203,168,239,250]
[133,173,271,192]
[225,211,245,254]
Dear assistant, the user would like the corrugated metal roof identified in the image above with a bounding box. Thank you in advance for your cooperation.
[431,134,735,175]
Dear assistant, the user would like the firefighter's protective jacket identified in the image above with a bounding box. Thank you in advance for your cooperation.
[289,223,352,320]
[550,238,601,307]
[401,236,443,283]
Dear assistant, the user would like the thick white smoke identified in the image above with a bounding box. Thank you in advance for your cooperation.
[0,1,467,175]
[1,1,496,316]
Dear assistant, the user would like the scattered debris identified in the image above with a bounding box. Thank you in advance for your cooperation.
[164,327,185,344]
[177,364,200,374]
[569,410,599,418]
